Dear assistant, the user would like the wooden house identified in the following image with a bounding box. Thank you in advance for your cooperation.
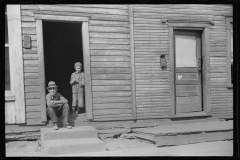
[5,4,233,127]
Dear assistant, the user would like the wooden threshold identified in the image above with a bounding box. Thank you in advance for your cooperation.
[170,112,212,119]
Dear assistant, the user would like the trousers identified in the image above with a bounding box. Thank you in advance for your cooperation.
[47,103,70,125]
[72,88,84,108]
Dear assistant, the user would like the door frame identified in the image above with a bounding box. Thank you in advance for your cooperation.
[166,19,212,118]
[35,14,93,122]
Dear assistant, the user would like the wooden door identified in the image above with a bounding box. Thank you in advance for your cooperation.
[174,30,202,114]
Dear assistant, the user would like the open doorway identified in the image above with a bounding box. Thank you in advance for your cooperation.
[42,21,85,116]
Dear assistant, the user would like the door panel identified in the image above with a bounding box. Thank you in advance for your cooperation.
[176,103,201,113]
[174,30,202,114]
[176,96,198,104]
[176,91,198,97]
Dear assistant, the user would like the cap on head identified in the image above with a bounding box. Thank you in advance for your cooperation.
[47,81,58,89]
[74,62,82,68]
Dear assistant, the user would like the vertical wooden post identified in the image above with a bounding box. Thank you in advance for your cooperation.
[36,19,47,122]
[82,22,93,120]
[202,27,211,114]
[129,5,137,120]
[169,27,175,116]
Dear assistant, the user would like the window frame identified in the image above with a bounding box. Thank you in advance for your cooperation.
[5,6,14,99]
[226,17,233,88]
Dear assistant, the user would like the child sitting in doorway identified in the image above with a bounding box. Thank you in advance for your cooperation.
[70,62,85,117]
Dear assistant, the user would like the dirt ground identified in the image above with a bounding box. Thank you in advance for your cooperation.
[5,138,233,157]
[5,137,155,157]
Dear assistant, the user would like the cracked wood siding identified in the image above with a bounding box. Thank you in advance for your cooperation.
[133,4,233,119]
[21,4,133,123]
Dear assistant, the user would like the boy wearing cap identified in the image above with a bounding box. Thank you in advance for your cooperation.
[70,62,85,116]
[46,81,72,130]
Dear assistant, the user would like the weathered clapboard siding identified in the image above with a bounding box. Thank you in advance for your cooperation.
[21,4,132,123]
[133,4,233,119]
[88,5,132,120]
[133,5,170,119]
[208,5,233,119]
[20,6,41,124]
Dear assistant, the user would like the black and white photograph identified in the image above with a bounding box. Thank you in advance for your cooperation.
[4,3,235,157]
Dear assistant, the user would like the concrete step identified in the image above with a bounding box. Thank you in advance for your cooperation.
[43,138,106,155]
[41,126,98,141]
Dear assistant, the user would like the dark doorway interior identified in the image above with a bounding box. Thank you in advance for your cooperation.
[42,21,85,115]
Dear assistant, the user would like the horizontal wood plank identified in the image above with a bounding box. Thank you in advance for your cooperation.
[93,109,132,115]
[24,67,39,73]
[21,22,36,28]
[23,60,38,67]
[91,68,131,74]
[26,111,41,119]
[66,4,129,9]
[90,44,130,50]
[89,26,129,33]
[91,62,131,68]
[25,79,40,85]
[23,48,38,54]
[21,16,35,22]
[92,86,131,91]
[92,74,131,80]
[93,97,132,103]
[91,50,130,56]
[24,73,39,79]
[92,91,132,97]
[23,54,38,60]
[90,32,130,39]
[89,20,129,27]
[22,28,36,34]
[25,92,40,99]
[26,105,41,112]
[25,86,40,92]
[26,99,41,105]
[93,114,132,119]
[22,5,128,15]
[91,56,130,62]
[27,118,45,125]
[90,38,130,45]
[92,80,131,85]
[93,116,133,121]
[93,103,132,109]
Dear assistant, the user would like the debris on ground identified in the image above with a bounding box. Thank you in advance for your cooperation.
[6,131,40,142]
[98,128,131,140]
[120,133,136,139]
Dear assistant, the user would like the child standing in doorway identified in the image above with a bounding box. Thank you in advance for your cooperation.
[70,62,85,117]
